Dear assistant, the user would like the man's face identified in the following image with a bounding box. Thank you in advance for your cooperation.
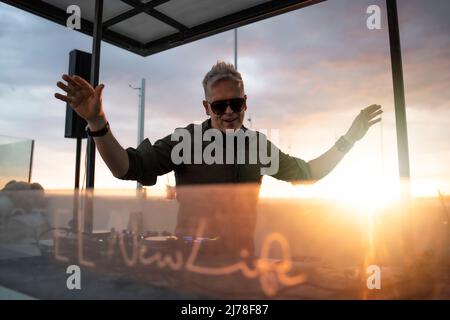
[203,79,247,132]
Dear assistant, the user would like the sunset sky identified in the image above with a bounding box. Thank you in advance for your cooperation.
[1,0,449,199]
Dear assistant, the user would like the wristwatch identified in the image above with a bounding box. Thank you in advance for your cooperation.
[335,136,354,153]
[86,121,110,137]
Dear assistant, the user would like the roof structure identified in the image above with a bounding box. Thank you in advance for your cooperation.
[2,0,325,57]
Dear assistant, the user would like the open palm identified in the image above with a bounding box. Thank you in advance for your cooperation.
[345,104,383,144]
[54,74,105,123]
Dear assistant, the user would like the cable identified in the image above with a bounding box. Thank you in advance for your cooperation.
[380,113,384,176]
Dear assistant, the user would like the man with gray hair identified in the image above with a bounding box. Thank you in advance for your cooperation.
[201,61,247,133]
[54,60,382,253]
[55,60,382,187]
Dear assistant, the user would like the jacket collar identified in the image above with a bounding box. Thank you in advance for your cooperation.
[203,118,248,132]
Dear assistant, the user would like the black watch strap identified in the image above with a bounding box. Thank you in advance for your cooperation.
[86,121,110,137]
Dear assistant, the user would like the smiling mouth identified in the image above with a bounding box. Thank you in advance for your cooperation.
[223,118,238,123]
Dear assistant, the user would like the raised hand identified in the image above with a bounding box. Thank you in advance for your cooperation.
[54,74,105,126]
[344,104,383,144]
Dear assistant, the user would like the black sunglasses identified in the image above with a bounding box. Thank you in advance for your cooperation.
[209,98,246,115]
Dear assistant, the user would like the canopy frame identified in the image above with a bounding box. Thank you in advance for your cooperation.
[2,0,325,57]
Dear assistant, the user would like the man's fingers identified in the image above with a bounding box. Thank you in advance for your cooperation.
[368,118,382,127]
[363,104,382,115]
[62,74,80,88]
[368,109,383,120]
[61,74,94,98]
[94,84,105,98]
[56,81,70,93]
[54,92,72,103]
[62,75,84,96]
[72,75,95,94]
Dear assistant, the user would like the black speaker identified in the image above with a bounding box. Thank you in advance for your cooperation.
[64,49,91,139]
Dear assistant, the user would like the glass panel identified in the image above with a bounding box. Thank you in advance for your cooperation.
[0,136,34,189]
[0,187,447,299]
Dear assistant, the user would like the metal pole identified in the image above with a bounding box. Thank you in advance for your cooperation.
[74,138,82,189]
[86,0,103,190]
[233,28,253,128]
[84,0,103,233]
[386,0,411,179]
[71,138,82,232]
[386,0,414,268]
[137,78,146,191]
[234,29,238,70]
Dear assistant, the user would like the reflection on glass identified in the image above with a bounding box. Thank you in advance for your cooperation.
[0,185,448,299]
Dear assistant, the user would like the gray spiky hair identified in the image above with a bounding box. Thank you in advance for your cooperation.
[202,61,244,100]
